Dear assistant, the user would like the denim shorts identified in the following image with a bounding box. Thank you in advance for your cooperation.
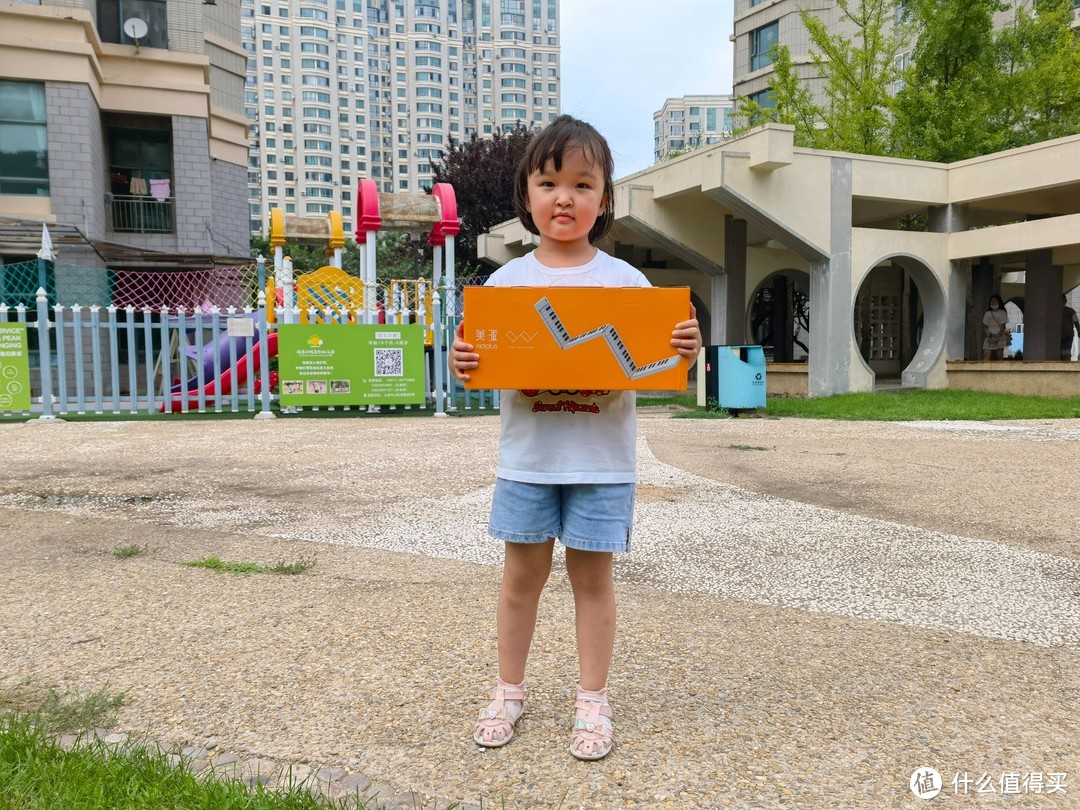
[489,478,636,553]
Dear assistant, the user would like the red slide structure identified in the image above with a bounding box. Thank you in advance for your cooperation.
[159,332,279,413]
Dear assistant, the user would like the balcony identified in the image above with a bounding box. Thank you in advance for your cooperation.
[106,194,175,234]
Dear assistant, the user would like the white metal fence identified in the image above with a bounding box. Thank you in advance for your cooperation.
[0,288,498,419]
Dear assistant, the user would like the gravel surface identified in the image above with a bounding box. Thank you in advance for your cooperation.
[1,412,1078,809]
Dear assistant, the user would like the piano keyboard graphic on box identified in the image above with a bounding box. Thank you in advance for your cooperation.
[534,297,682,380]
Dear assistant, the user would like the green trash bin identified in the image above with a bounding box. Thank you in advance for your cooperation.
[703,345,766,411]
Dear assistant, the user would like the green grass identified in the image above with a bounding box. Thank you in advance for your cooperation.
[0,684,124,734]
[0,713,396,809]
[764,389,1080,421]
[112,543,150,559]
[0,686,423,809]
[182,555,316,576]
[728,444,770,451]
[267,555,317,576]
[659,390,1080,421]
[182,556,268,575]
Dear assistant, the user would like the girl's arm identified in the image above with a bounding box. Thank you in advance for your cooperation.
[671,303,702,369]
[450,320,479,382]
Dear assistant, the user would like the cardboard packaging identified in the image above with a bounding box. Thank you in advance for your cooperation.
[462,286,690,390]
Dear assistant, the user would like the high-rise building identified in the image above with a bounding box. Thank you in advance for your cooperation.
[653,95,735,163]
[242,0,561,236]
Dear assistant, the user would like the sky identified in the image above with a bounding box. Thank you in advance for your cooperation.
[559,0,735,179]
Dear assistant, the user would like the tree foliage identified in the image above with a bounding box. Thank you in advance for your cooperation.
[738,0,1080,163]
[250,232,429,280]
[738,0,907,154]
[994,0,1080,148]
[429,126,534,273]
[891,0,1009,160]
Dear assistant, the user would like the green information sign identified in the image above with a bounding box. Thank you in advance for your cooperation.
[0,323,31,413]
[278,323,426,406]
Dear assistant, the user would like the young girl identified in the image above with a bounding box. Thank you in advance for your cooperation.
[450,115,701,760]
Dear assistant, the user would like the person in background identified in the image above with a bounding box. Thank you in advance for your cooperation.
[982,294,1009,360]
[1062,294,1079,361]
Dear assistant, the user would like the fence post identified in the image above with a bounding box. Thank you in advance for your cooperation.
[432,292,445,417]
[256,255,266,298]
[35,288,58,421]
[254,289,275,420]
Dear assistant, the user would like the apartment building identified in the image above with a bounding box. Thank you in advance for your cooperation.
[731,0,1080,112]
[243,0,561,236]
[653,95,735,163]
[0,0,250,273]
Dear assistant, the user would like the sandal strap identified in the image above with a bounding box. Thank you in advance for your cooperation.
[478,679,524,722]
[573,697,612,733]
[492,681,525,702]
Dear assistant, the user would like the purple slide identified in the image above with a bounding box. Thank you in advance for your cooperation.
[170,326,262,394]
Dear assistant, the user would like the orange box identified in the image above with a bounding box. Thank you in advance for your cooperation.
[462,286,690,390]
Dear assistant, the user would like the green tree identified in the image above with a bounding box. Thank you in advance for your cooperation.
[737,0,907,155]
[373,231,433,280]
[430,125,534,273]
[739,0,1080,163]
[891,0,1009,161]
[251,233,433,280]
[250,234,333,273]
[994,0,1080,149]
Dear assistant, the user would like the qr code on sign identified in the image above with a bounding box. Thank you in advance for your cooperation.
[374,347,403,377]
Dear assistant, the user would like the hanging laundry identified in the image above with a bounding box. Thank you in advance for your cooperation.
[129,176,148,196]
[110,170,130,185]
[149,178,171,201]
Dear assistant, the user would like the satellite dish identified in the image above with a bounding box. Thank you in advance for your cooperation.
[123,17,148,41]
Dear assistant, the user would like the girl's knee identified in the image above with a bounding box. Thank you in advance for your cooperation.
[566,554,614,597]
[502,546,554,594]
[503,564,550,595]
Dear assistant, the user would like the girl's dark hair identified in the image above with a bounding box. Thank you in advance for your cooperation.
[989,294,1004,309]
[513,115,615,244]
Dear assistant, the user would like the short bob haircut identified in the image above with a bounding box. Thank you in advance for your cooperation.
[513,115,615,245]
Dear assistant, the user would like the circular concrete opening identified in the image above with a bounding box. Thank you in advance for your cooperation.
[853,255,945,388]
[746,270,810,362]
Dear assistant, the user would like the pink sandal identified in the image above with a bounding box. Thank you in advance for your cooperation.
[570,685,613,761]
[473,678,525,748]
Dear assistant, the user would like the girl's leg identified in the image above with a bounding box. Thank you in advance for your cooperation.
[564,548,615,691]
[497,539,555,683]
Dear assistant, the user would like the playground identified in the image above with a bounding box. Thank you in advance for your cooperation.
[1,413,1077,809]
[0,182,500,420]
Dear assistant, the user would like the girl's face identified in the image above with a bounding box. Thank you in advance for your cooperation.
[525,146,607,255]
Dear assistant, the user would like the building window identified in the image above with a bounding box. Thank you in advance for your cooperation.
[0,82,49,196]
[750,21,779,72]
[748,88,776,108]
[106,121,174,233]
[97,0,168,48]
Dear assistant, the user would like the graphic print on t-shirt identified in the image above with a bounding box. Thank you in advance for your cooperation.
[519,389,610,415]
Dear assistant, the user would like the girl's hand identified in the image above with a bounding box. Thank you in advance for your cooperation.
[671,303,702,362]
[450,321,479,382]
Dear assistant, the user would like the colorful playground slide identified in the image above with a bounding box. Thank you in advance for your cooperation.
[159,331,279,413]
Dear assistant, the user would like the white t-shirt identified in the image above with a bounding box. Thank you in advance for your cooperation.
[983,309,1008,334]
[484,250,651,484]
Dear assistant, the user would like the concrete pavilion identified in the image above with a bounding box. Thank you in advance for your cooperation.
[478,125,1080,397]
